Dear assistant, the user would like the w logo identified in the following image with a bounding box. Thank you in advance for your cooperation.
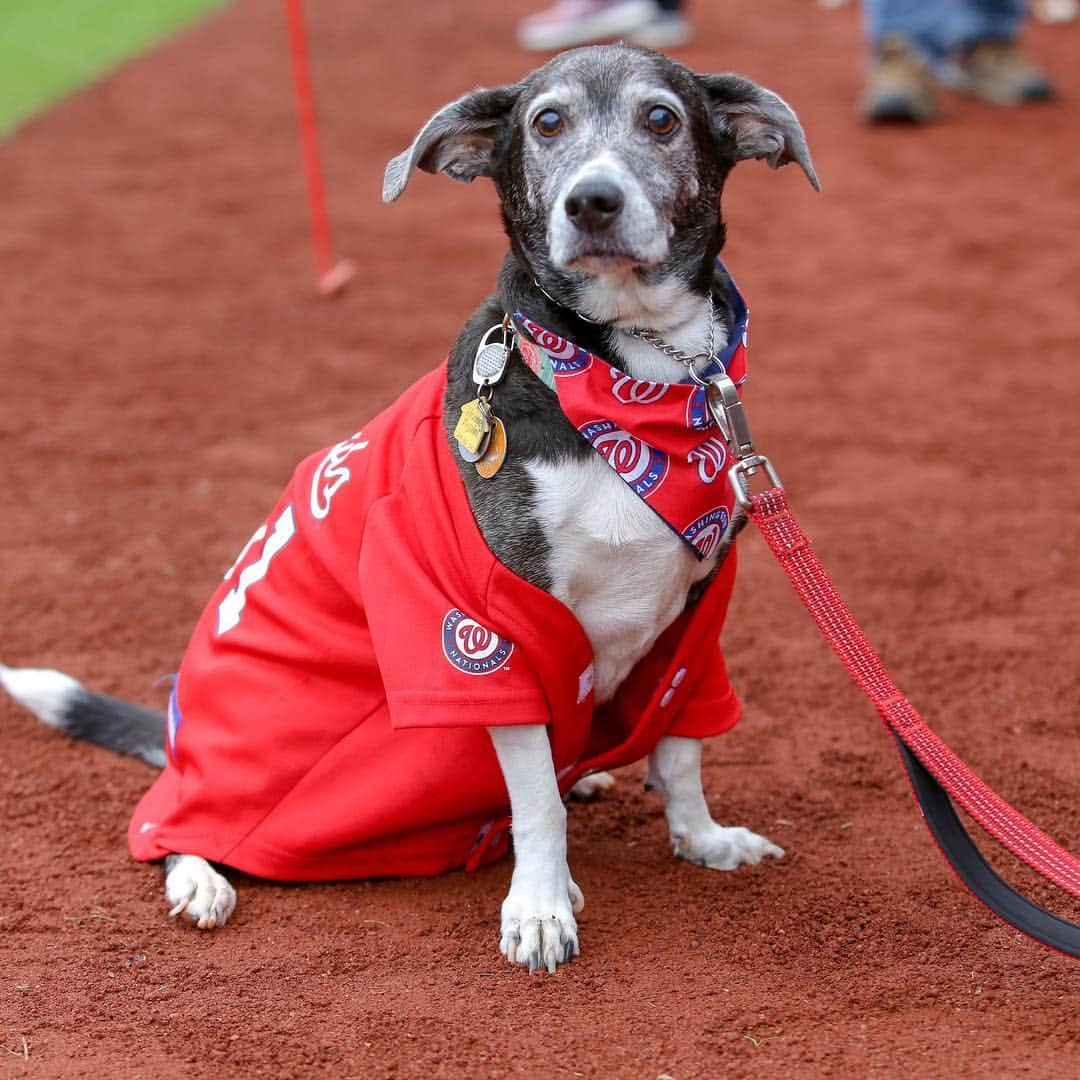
[579,419,669,498]
[609,369,669,406]
[687,437,727,485]
[682,507,731,559]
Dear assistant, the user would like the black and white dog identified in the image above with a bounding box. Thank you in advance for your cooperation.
[1,46,818,973]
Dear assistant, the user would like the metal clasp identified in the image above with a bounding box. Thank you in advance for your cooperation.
[703,369,783,509]
[472,319,516,390]
[728,454,783,510]
[705,371,755,461]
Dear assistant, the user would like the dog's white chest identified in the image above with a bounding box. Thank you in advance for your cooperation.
[525,455,714,704]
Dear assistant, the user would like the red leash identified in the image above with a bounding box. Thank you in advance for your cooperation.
[283,0,355,296]
[712,391,1080,954]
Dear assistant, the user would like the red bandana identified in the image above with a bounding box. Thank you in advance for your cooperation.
[512,275,749,561]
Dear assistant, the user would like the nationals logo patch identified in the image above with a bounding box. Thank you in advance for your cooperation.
[442,609,514,675]
[578,419,669,498]
[682,507,731,559]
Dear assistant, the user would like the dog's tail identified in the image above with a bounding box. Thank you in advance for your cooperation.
[0,663,167,768]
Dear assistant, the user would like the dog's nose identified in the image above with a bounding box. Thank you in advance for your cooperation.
[564,179,624,233]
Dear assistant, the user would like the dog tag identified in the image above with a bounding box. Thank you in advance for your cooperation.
[456,429,490,463]
[475,416,507,480]
[454,397,493,456]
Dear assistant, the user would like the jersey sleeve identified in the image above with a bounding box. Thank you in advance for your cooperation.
[358,489,553,732]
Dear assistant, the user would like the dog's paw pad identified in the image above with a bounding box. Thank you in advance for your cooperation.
[673,824,784,871]
[165,855,237,930]
[568,771,616,801]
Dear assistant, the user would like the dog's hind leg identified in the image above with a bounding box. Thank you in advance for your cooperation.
[164,854,237,930]
[647,735,784,870]
[568,771,616,800]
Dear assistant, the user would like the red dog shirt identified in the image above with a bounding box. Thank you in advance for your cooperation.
[128,365,741,880]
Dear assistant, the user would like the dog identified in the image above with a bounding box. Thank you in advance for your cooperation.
[1,46,818,973]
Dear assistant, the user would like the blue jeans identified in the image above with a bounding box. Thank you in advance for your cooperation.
[863,1,1027,64]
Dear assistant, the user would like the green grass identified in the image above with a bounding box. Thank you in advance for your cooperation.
[0,0,227,136]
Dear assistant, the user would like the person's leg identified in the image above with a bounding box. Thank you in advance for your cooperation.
[860,0,940,121]
[937,0,1054,103]
[864,0,963,64]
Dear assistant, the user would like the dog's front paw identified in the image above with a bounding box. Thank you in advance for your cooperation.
[165,855,237,929]
[671,824,783,871]
[500,868,584,973]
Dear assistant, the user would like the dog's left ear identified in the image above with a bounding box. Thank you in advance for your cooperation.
[696,74,820,191]
[383,85,521,203]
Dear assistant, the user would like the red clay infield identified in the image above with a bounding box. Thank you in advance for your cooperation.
[1,1,1078,1075]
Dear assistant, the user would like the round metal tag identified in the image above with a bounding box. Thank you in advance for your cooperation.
[475,417,507,479]
[457,431,490,463]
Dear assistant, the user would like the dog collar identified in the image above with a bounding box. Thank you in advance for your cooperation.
[512,269,749,561]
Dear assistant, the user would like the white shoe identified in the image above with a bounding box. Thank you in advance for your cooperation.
[1033,0,1078,23]
[518,0,660,52]
[627,11,693,48]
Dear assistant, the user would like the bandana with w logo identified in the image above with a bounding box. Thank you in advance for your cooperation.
[513,273,748,561]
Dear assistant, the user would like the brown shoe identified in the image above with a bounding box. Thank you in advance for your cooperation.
[862,34,938,123]
[938,40,1054,105]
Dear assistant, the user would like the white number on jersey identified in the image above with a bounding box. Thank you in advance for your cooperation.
[216,505,297,635]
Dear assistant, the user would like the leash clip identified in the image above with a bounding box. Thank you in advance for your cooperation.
[728,454,783,510]
[704,369,781,509]
[705,371,755,460]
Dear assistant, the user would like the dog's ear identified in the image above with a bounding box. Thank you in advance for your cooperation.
[382,85,521,203]
[696,74,820,191]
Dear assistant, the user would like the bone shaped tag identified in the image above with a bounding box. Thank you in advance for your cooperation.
[454,397,493,457]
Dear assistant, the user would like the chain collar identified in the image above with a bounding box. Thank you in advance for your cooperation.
[533,276,718,384]
[625,296,717,385]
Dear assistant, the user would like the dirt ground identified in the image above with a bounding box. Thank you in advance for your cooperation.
[1,1,1078,1076]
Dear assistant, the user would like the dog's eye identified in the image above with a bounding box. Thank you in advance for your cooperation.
[533,109,564,138]
[645,105,680,138]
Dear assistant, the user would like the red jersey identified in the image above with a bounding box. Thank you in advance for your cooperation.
[128,365,741,880]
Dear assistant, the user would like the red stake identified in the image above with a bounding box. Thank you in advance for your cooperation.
[284,0,355,296]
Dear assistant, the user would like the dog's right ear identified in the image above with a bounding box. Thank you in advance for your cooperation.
[382,85,522,203]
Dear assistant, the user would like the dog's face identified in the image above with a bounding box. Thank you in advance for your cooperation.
[384,46,818,323]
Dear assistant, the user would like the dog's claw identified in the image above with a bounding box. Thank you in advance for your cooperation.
[168,883,196,918]
[568,879,585,914]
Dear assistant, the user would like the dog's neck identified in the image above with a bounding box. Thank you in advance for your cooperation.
[498,254,730,383]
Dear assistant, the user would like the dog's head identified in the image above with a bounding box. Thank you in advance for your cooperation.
[384,46,818,324]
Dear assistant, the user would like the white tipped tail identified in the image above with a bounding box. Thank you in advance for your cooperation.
[0,663,83,728]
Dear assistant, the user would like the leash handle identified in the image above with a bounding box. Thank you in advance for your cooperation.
[743,482,1080,955]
